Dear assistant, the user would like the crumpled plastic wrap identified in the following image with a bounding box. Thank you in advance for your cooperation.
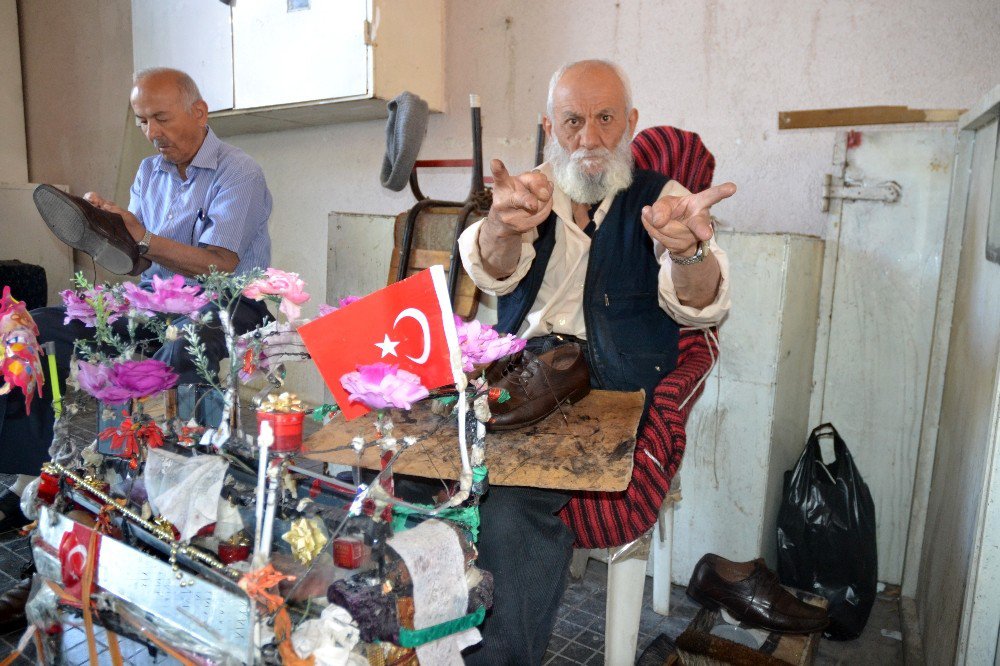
[24,575,60,628]
[143,448,229,541]
[291,604,368,666]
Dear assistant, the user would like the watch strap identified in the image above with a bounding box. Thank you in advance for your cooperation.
[668,240,708,265]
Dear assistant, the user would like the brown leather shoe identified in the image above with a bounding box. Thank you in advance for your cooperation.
[0,577,31,633]
[33,184,143,275]
[485,343,590,431]
[686,554,828,633]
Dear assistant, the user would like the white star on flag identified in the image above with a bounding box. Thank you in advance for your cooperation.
[374,334,400,358]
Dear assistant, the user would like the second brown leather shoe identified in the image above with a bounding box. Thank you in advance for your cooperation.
[687,554,828,634]
[33,184,143,275]
[485,343,590,431]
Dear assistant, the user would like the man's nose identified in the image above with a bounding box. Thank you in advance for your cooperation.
[145,120,162,140]
[579,121,601,150]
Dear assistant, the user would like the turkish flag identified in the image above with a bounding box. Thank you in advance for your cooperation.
[299,265,461,420]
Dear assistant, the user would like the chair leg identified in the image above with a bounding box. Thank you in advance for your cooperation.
[569,548,590,581]
[652,501,674,616]
[604,549,646,666]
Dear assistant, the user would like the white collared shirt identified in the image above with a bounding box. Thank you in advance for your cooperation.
[457,163,731,339]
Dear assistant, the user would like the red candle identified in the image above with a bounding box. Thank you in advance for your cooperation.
[256,411,306,453]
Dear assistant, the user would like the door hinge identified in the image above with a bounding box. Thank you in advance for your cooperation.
[822,174,902,212]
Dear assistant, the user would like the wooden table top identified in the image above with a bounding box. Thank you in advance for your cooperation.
[301,389,645,492]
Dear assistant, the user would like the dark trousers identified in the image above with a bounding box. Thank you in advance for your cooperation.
[0,298,269,475]
[464,486,575,666]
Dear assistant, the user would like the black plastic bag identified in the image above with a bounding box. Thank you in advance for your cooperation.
[776,423,877,640]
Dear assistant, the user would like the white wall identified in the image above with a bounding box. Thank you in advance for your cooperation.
[225,0,1000,401]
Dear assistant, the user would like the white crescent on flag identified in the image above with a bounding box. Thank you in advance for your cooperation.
[393,308,431,364]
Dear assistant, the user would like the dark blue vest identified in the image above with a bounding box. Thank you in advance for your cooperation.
[496,169,680,394]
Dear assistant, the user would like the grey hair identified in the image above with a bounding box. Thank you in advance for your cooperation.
[546,59,633,117]
[132,67,203,110]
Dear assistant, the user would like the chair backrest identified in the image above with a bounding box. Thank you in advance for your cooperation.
[631,126,715,194]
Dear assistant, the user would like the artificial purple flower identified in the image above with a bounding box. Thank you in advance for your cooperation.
[340,362,429,410]
[61,287,128,327]
[111,359,178,399]
[75,360,133,404]
[317,295,361,318]
[123,275,209,316]
[454,316,527,372]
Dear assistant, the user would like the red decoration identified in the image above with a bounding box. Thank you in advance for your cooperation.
[98,411,165,467]
[256,411,305,452]
[218,540,251,564]
[298,266,460,420]
[333,537,367,569]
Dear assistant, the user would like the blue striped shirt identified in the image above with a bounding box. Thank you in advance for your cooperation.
[128,127,272,285]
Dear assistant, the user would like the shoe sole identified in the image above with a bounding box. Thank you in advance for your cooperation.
[33,185,135,275]
[486,385,592,432]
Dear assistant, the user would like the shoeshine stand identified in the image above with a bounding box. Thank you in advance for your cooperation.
[303,389,646,492]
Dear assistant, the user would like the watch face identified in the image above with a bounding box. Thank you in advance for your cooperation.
[137,243,150,256]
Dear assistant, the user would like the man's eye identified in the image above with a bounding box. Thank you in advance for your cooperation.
[601,114,613,122]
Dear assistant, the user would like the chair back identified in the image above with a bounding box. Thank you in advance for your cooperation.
[631,126,715,193]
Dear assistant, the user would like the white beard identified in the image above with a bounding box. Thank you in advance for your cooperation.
[545,131,634,204]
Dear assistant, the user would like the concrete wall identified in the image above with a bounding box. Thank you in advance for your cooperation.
[226,0,1000,401]
[0,0,27,183]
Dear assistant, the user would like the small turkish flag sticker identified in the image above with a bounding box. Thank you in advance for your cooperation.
[299,265,461,420]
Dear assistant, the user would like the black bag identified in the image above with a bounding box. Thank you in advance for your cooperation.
[776,423,878,640]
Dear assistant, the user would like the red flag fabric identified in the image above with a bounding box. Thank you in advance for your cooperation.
[299,266,461,420]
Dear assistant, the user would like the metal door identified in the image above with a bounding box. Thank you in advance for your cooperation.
[809,128,957,584]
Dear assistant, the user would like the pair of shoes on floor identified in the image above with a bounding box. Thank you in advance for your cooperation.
[0,489,29,532]
[485,343,591,432]
[33,184,148,276]
[687,553,829,634]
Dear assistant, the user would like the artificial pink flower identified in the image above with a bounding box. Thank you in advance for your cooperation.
[317,295,361,318]
[75,360,133,404]
[454,316,527,372]
[61,287,128,327]
[340,362,429,410]
[123,275,209,316]
[111,359,178,399]
[243,268,310,321]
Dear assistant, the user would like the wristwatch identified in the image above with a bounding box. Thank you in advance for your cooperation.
[668,240,709,265]
[137,228,153,256]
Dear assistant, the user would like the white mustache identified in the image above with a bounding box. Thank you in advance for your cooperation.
[571,148,612,162]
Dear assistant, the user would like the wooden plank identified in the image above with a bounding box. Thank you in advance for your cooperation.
[778,106,964,130]
[387,207,482,319]
[301,389,645,491]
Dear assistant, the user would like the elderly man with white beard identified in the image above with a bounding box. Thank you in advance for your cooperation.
[458,59,734,664]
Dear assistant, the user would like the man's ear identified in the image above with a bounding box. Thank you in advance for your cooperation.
[542,115,553,138]
[193,99,210,126]
[628,108,639,138]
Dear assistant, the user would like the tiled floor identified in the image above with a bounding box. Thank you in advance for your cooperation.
[0,398,907,665]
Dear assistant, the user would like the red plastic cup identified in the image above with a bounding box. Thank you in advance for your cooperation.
[256,411,306,453]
